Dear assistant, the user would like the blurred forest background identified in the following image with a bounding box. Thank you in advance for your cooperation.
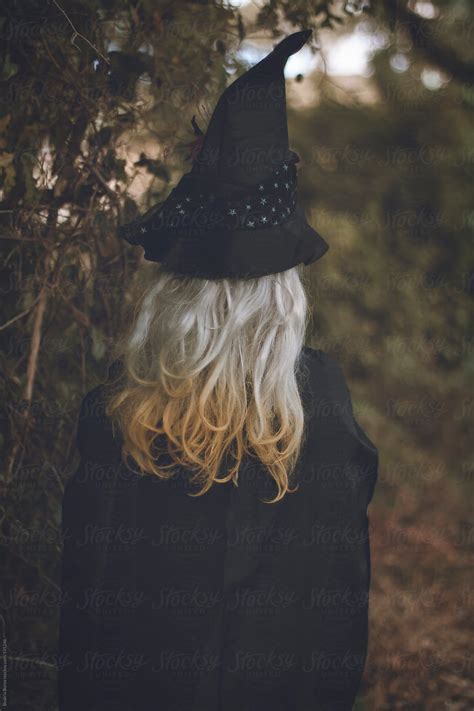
[0,0,473,709]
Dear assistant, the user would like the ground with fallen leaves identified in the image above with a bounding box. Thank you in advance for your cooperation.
[358,465,473,710]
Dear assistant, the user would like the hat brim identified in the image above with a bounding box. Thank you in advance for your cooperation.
[132,204,328,280]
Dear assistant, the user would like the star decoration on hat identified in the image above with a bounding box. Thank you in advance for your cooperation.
[147,160,297,234]
[120,159,299,241]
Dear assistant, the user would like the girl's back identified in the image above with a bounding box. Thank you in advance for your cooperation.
[59,340,378,711]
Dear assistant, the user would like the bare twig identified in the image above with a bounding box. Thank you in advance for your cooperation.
[51,0,111,65]
[5,284,49,483]
[0,296,41,332]
[24,286,48,404]
[59,291,91,329]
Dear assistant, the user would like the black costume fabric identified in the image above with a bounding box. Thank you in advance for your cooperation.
[58,347,378,711]
[118,30,329,279]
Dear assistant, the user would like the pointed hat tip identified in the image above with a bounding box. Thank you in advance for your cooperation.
[272,29,312,59]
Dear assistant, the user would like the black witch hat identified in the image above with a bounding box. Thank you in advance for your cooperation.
[118,29,329,280]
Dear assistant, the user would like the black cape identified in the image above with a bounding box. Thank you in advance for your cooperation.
[58,346,378,711]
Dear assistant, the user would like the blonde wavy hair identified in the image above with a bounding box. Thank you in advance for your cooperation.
[105,262,310,503]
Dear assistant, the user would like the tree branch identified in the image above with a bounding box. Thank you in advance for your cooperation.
[389,1,474,85]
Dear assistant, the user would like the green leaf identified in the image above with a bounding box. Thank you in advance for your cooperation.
[1,53,18,80]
